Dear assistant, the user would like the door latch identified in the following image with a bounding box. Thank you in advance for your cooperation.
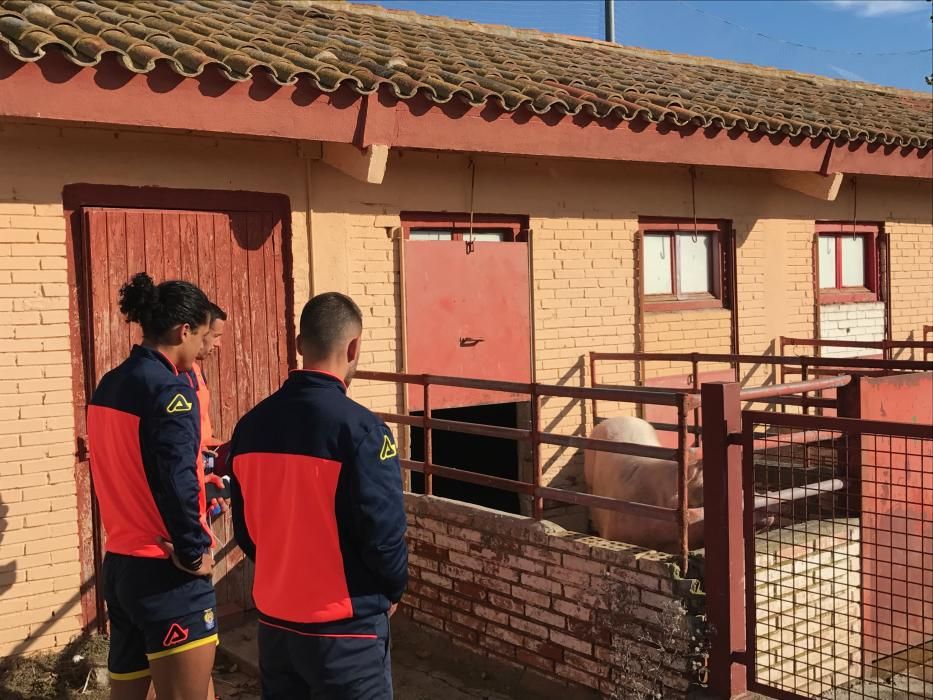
[459,337,485,347]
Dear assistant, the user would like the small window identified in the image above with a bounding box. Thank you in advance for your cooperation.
[817,224,879,303]
[640,219,728,311]
[401,212,525,242]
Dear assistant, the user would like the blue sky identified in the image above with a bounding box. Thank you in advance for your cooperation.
[351,0,933,90]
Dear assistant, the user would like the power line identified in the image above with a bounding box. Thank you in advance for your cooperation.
[675,0,933,57]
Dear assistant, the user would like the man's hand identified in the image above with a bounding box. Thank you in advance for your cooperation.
[204,448,219,458]
[157,538,213,577]
[388,603,399,618]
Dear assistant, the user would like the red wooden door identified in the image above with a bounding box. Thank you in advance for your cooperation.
[83,206,289,618]
[404,240,530,411]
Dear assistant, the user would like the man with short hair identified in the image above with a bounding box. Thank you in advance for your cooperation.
[229,292,408,700]
[190,303,227,462]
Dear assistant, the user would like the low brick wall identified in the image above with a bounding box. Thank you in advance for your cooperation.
[401,494,706,699]
[752,519,861,696]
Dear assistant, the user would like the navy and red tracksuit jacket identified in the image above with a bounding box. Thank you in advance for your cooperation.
[229,370,408,631]
[87,345,212,570]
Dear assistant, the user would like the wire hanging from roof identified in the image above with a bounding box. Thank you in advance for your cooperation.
[677,1,933,57]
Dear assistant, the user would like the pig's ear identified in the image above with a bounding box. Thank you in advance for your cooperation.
[687,446,702,463]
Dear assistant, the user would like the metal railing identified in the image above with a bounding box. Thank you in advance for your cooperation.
[589,351,932,424]
[779,335,933,366]
[355,370,700,571]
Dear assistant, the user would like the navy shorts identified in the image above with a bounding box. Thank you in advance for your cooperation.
[258,612,393,700]
[102,553,218,680]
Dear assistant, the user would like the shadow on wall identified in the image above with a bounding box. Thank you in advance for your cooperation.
[540,356,589,493]
[0,497,14,599]
[0,494,89,660]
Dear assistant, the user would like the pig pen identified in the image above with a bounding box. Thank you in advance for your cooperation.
[354,370,710,698]
[354,356,932,700]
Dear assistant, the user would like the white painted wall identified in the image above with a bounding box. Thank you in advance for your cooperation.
[819,302,885,357]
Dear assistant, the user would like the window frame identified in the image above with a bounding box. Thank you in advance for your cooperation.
[400,212,527,242]
[640,218,728,312]
[816,222,879,304]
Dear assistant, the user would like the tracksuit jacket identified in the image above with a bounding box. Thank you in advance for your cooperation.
[228,370,409,631]
[87,345,211,570]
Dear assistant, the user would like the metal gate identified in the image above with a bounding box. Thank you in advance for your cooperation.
[742,411,933,699]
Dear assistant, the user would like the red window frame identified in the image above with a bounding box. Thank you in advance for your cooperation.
[400,212,527,241]
[816,222,879,304]
[640,218,728,312]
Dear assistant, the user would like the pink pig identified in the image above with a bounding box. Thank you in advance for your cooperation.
[583,416,705,552]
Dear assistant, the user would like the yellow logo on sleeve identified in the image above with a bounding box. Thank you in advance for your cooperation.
[379,434,398,461]
[166,393,193,414]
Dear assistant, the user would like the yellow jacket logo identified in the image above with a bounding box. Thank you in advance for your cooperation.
[166,393,193,414]
[380,434,398,461]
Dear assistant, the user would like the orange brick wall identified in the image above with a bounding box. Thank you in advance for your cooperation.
[888,221,933,357]
[0,201,83,656]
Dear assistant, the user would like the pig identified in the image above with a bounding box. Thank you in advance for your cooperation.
[583,416,705,552]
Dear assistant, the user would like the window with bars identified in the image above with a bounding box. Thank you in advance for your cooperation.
[817,223,879,303]
[641,219,729,311]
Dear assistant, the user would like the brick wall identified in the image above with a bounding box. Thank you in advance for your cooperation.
[889,222,933,358]
[752,519,861,696]
[0,201,83,656]
[819,302,885,357]
[402,494,706,698]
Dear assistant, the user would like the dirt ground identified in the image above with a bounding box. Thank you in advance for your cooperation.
[0,615,592,700]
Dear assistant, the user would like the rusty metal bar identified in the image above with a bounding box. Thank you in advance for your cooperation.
[423,381,432,497]
[752,478,844,511]
[587,351,931,371]
[701,382,746,697]
[588,351,598,422]
[429,463,535,495]
[780,336,933,350]
[739,374,850,401]
[744,410,933,439]
[535,486,678,522]
[427,418,530,443]
[690,353,701,447]
[374,412,425,429]
[530,384,543,520]
[676,394,690,574]
[539,432,685,462]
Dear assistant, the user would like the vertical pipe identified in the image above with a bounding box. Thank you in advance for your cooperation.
[605,0,615,43]
[691,353,701,447]
[398,232,411,491]
[728,226,741,383]
[635,227,646,400]
[530,384,543,520]
[589,352,598,425]
[801,357,810,416]
[676,394,690,574]
[423,380,433,497]
[812,232,822,358]
[701,382,747,697]
[527,227,538,386]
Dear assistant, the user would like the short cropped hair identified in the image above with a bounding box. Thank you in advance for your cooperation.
[209,302,227,322]
[299,292,363,360]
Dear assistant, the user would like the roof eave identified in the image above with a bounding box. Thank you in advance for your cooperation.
[1,49,930,180]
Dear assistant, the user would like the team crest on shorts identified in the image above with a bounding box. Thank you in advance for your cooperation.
[204,609,216,630]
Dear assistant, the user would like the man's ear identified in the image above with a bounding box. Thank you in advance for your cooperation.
[347,335,361,364]
[171,323,188,345]
[296,333,304,357]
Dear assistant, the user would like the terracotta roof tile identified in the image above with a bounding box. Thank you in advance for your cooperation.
[1,0,930,149]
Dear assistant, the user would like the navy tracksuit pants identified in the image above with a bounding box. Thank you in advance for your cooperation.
[258,613,393,700]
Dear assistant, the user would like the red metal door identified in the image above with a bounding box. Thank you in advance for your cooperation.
[858,373,933,665]
[404,239,530,411]
[82,206,289,618]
